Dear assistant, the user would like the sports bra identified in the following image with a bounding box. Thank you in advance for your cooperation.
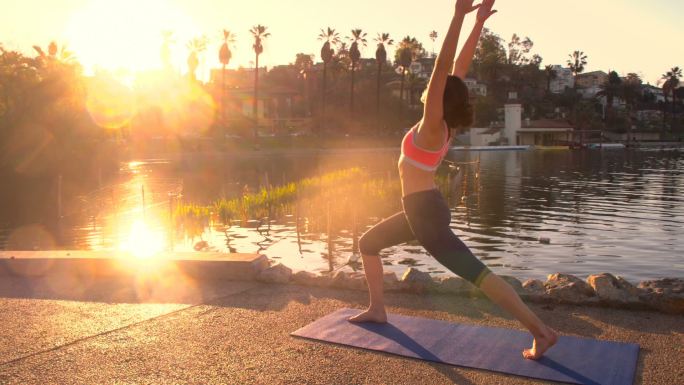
[399,121,451,171]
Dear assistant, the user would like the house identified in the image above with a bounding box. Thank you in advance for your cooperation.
[463,78,487,97]
[549,65,575,94]
[641,84,666,103]
[469,96,574,146]
[576,71,608,89]
[210,67,310,135]
[409,57,436,80]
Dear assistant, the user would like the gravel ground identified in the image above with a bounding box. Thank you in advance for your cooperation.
[1,280,682,384]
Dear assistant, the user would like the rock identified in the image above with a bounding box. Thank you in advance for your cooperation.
[523,279,545,294]
[638,278,684,314]
[401,268,435,293]
[500,275,524,294]
[292,271,327,287]
[587,273,642,305]
[522,279,546,301]
[256,263,292,284]
[346,272,367,291]
[435,276,474,295]
[383,272,403,291]
[545,273,596,304]
[330,270,349,288]
[193,240,209,251]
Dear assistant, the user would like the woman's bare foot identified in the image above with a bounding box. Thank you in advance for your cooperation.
[348,307,387,323]
[523,326,558,360]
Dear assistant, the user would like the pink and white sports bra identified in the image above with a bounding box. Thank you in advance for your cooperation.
[399,122,451,171]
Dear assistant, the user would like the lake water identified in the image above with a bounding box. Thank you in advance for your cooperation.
[2,148,683,283]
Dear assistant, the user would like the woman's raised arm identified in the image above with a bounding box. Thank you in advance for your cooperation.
[421,0,480,133]
[452,0,497,78]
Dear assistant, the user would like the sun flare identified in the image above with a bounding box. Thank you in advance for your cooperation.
[65,0,198,74]
[119,219,166,260]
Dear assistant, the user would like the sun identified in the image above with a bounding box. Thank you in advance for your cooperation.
[64,0,198,74]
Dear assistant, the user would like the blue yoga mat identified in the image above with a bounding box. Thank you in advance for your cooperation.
[291,308,639,385]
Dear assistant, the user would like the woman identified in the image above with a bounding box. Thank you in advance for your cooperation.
[349,0,558,360]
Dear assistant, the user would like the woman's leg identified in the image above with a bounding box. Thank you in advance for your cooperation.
[404,190,557,359]
[478,274,558,359]
[349,211,416,323]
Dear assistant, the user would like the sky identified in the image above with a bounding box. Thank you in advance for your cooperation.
[1,0,683,85]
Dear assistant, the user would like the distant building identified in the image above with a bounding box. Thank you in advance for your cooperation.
[209,67,310,135]
[640,84,666,103]
[576,71,608,88]
[463,78,487,97]
[409,57,436,80]
[469,99,574,146]
[576,70,608,99]
[549,65,575,94]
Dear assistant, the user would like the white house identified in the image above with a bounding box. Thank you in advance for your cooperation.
[464,78,487,97]
[641,84,666,103]
[549,65,575,94]
[469,99,574,146]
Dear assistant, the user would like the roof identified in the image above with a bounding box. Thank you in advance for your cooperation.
[576,70,608,78]
[482,127,502,135]
[522,119,574,129]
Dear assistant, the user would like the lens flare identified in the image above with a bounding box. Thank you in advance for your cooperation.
[118,219,165,259]
[86,75,136,129]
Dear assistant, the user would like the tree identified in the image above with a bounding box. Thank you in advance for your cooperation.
[218,30,236,139]
[429,30,438,57]
[567,50,588,85]
[160,31,175,70]
[507,34,534,65]
[318,27,340,132]
[186,36,208,81]
[294,53,314,116]
[599,71,622,122]
[250,24,270,141]
[348,29,367,114]
[394,36,424,113]
[661,66,682,133]
[473,28,506,84]
[621,73,642,142]
[375,33,393,116]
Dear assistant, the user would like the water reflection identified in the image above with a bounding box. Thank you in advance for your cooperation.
[2,149,683,282]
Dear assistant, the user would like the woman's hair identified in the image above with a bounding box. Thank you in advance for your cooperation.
[421,75,474,136]
[443,76,474,131]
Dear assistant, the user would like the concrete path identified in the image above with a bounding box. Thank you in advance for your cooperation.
[1,279,682,384]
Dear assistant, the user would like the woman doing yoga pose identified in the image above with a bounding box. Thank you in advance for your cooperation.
[349,0,558,360]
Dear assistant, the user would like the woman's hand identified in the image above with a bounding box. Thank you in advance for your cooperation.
[476,0,497,23]
[455,0,481,16]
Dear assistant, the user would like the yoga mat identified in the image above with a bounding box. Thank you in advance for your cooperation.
[291,309,639,385]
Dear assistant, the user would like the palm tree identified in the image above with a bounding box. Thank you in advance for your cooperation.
[544,65,557,94]
[250,25,270,141]
[186,37,208,81]
[599,71,622,122]
[429,30,438,58]
[33,41,76,63]
[661,66,682,133]
[160,31,175,70]
[375,33,393,115]
[348,29,367,114]
[621,73,642,145]
[395,36,423,114]
[567,50,588,87]
[295,53,314,116]
[218,30,236,140]
[318,28,340,133]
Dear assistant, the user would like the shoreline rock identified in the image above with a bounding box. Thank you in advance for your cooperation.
[256,260,682,315]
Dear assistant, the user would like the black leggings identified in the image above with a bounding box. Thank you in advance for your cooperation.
[358,188,491,287]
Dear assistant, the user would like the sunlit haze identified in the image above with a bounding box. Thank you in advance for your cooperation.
[2,0,682,84]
